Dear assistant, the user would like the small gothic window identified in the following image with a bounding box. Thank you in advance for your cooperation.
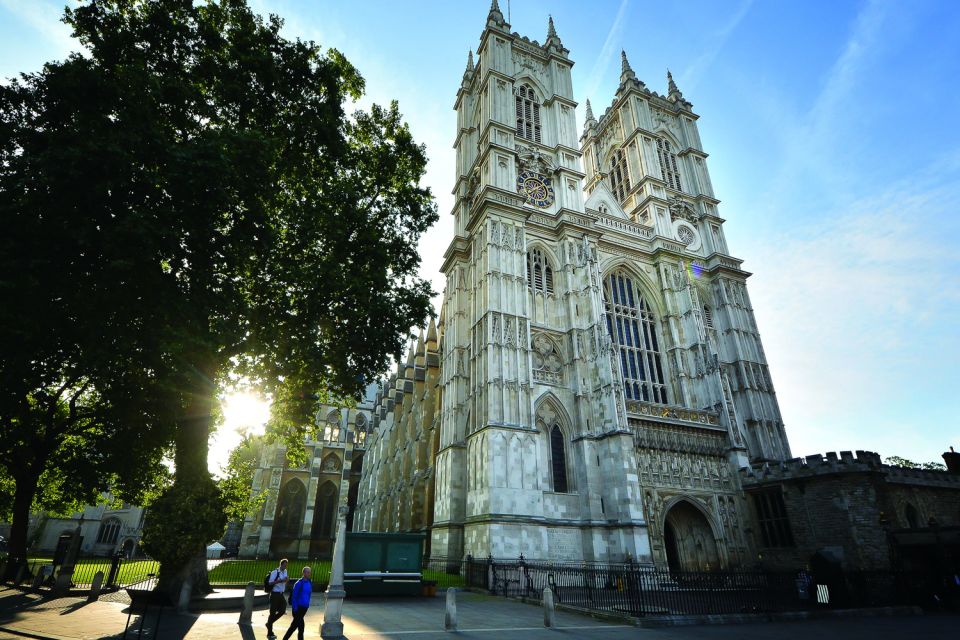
[550,424,568,493]
[752,490,794,547]
[515,84,542,143]
[703,305,714,329]
[274,478,307,537]
[656,137,682,192]
[603,271,669,404]
[905,504,920,529]
[316,482,338,538]
[610,149,631,202]
[96,518,122,545]
[526,248,554,295]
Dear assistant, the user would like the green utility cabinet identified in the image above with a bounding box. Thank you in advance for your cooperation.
[343,532,425,596]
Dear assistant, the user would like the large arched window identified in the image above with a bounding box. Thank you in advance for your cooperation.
[656,137,682,192]
[526,248,554,295]
[274,478,306,537]
[315,481,338,539]
[603,271,668,404]
[550,424,569,493]
[610,149,630,202]
[905,503,920,529]
[96,517,121,545]
[515,84,542,143]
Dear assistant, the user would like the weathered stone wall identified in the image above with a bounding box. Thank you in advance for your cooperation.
[740,451,960,571]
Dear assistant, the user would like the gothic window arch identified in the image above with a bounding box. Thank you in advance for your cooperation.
[274,478,306,537]
[515,84,542,143]
[656,137,682,192]
[315,481,338,538]
[96,517,121,545]
[703,305,714,329]
[323,410,341,442]
[609,148,630,202]
[905,503,920,529]
[526,248,554,295]
[550,424,569,493]
[603,270,669,404]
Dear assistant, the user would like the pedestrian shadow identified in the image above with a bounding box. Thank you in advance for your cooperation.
[59,599,93,615]
[239,623,256,639]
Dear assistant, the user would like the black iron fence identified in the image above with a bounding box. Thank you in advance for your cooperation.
[454,556,954,616]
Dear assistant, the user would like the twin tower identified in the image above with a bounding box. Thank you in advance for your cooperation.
[354,3,789,570]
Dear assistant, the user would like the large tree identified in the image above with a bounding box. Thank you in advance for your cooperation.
[2,0,436,596]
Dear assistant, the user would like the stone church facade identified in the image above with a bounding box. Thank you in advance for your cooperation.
[354,3,790,570]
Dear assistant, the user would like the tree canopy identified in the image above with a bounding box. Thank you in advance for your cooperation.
[0,0,437,592]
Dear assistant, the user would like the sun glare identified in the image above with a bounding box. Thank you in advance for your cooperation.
[209,389,272,476]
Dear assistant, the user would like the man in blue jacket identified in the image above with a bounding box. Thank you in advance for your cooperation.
[282,566,312,640]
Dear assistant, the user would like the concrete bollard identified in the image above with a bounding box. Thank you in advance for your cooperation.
[238,581,255,625]
[444,587,457,632]
[87,571,104,602]
[177,579,193,614]
[542,587,556,628]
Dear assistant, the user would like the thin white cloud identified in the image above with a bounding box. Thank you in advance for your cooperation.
[584,0,630,103]
[679,0,753,92]
[0,0,78,59]
[747,152,960,462]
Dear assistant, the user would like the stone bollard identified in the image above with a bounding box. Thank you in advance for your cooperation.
[542,587,556,628]
[87,571,104,603]
[177,579,193,614]
[238,581,255,625]
[444,587,457,632]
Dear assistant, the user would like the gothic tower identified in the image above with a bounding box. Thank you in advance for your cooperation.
[364,4,791,570]
[433,4,655,562]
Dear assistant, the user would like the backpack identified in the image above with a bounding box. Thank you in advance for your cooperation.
[264,569,276,593]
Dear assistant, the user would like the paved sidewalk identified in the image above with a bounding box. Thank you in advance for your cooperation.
[0,586,955,639]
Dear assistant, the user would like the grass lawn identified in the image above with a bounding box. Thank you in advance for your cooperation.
[26,556,159,585]
[208,559,333,585]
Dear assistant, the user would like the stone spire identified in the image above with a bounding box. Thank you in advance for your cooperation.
[582,98,598,139]
[487,0,506,27]
[426,317,439,351]
[466,49,474,73]
[666,69,690,107]
[620,49,636,85]
[547,15,557,38]
[545,14,563,50]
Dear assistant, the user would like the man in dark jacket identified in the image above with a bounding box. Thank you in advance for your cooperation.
[283,566,313,640]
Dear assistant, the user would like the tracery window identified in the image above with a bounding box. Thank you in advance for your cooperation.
[752,490,794,547]
[550,424,568,493]
[315,481,338,538]
[274,479,306,537]
[96,518,121,545]
[515,84,542,143]
[603,271,669,404]
[526,248,554,295]
[609,149,630,202]
[656,137,682,191]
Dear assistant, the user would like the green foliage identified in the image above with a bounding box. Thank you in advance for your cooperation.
[884,456,946,471]
[217,435,267,523]
[141,477,227,571]
[1,0,436,578]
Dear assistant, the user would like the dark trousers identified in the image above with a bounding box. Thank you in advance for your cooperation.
[282,607,307,640]
[266,591,286,631]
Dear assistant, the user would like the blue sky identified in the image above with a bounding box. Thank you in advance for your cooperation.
[2,0,958,467]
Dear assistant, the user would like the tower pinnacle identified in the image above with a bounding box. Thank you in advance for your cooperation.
[547,15,557,39]
[585,98,595,123]
[487,0,505,26]
[466,50,474,73]
[666,69,690,107]
[620,49,636,85]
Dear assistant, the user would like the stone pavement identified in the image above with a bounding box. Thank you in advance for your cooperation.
[0,586,955,640]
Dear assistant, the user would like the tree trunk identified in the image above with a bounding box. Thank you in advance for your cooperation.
[4,474,38,580]
[158,385,218,600]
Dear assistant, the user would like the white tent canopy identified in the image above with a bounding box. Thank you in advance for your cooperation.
[206,541,226,558]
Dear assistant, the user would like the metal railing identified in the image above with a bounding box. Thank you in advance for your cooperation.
[457,556,948,617]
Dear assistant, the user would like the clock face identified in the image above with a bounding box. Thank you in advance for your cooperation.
[517,170,555,208]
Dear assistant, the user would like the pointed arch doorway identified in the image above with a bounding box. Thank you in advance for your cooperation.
[663,500,721,572]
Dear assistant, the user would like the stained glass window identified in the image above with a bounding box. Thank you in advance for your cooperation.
[603,271,668,404]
